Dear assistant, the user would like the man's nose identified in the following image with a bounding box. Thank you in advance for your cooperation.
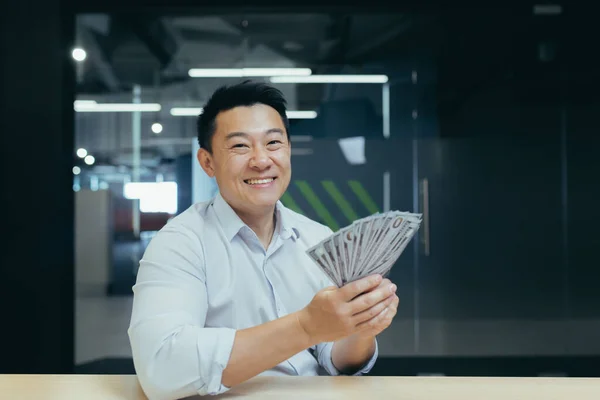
[249,146,272,169]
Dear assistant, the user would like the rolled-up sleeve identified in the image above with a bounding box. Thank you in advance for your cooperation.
[314,339,379,376]
[128,225,236,399]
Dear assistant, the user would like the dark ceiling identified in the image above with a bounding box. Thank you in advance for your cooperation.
[75,13,436,94]
[75,9,600,103]
[72,8,600,179]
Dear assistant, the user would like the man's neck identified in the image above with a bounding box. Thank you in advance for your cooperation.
[236,207,277,249]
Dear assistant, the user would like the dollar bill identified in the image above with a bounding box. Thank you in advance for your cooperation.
[306,210,422,287]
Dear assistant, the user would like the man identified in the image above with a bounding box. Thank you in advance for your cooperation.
[128,81,399,399]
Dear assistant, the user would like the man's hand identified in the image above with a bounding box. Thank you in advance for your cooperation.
[352,277,399,338]
[297,274,398,345]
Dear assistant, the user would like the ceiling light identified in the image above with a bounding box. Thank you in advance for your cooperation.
[189,69,242,77]
[74,100,96,106]
[242,68,312,77]
[188,68,312,78]
[74,102,161,112]
[170,107,203,116]
[84,155,95,165]
[76,148,88,158]
[72,166,81,175]
[72,48,87,62]
[286,111,317,119]
[270,75,388,84]
[151,123,163,134]
[170,107,317,119]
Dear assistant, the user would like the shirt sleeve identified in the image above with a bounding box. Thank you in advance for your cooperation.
[128,223,236,399]
[314,339,379,376]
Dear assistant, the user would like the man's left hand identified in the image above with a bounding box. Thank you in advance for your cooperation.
[330,277,398,374]
[352,277,399,338]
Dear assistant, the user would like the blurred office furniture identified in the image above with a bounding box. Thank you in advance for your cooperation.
[110,195,171,295]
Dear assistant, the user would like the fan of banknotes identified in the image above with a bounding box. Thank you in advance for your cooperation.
[306,211,423,287]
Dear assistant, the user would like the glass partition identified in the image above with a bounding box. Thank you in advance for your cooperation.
[73,8,600,376]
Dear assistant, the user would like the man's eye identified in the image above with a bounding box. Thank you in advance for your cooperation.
[232,143,248,148]
[268,140,282,145]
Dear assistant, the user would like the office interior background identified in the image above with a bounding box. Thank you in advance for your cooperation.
[2,2,600,378]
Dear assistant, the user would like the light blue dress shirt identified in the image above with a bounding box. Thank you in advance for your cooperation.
[128,192,378,399]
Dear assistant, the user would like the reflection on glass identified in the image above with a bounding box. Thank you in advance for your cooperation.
[338,136,366,165]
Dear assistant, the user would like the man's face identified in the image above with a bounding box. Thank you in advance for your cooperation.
[197,103,291,214]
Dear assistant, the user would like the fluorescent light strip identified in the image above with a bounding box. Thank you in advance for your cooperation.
[170,107,203,116]
[188,68,312,78]
[170,108,317,119]
[75,102,161,112]
[270,75,388,84]
[286,111,317,119]
[189,69,242,77]
[74,100,97,106]
[243,68,312,77]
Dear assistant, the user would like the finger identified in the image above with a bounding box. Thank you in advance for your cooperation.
[356,304,390,330]
[357,297,399,334]
[351,293,395,324]
[385,304,397,323]
[384,297,399,321]
[348,283,397,314]
[363,278,392,293]
[391,294,399,308]
[386,296,399,317]
[338,274,382,302]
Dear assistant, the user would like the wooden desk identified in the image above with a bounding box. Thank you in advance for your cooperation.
[1,374,599,399]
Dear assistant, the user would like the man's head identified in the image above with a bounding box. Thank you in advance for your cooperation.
[196,80,292,215]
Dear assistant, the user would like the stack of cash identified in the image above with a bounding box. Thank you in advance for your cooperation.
[306,211,422,287]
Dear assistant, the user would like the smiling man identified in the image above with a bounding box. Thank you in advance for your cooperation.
[128,81,399,400]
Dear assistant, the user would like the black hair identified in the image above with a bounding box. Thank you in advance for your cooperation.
[196,80,290,153]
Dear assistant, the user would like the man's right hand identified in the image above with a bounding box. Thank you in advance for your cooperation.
[297,274,397,344]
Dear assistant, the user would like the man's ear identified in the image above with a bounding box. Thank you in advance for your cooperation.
[197,148,215,177]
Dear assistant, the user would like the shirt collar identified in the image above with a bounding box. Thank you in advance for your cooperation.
[211,191,299,242]
[275,201,300,241]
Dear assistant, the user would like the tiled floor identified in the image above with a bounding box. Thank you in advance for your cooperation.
[75,294,600,366]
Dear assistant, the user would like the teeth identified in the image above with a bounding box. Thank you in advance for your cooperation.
[247,178,274,185]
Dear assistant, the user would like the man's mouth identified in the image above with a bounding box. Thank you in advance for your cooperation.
[244,177,276,185]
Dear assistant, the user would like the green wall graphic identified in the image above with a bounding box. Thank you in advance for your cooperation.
[280,180,380,232]
[348,180,380,215]
[280,192,304,214]
[295,180,340,231]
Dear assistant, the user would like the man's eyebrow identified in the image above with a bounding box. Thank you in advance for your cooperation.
[225,129,285,141]
[225,132,249,141]
[266,128,285,136]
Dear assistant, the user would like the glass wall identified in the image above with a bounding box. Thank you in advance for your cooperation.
[73,8,600,375]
